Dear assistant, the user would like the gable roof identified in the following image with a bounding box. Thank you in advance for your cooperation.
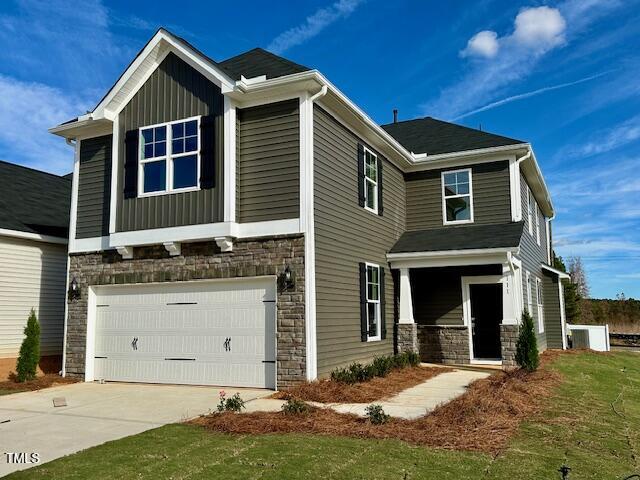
[0,161,71,239]
[381,117,525,156]
[219,48,310,80]
[390,222,524,254]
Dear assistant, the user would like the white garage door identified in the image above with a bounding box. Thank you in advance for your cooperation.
[91,278,276,389]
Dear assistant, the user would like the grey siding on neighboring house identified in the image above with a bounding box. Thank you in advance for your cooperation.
[519,172,549,350]
[542,270,564,349]
[76,135,112,239]
[236,100,300,223]
[314,106,406,376]
[411,265,502,326]
[116,52,224,232]
[405,160,511,231]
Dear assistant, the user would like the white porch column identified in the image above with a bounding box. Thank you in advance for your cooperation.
[399,268,415,324]
[501,263,518,325]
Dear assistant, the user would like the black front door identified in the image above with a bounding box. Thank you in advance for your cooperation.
[470,284,503,359]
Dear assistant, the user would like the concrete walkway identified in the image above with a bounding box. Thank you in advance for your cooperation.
[0,382,270,477]
[244,368,490,420]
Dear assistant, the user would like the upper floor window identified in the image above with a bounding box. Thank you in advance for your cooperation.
[442,168,473,225]
[366,263,381,341]
[535,204,541,245]
[363,148,378,213]
[139,117,200,196]
[527,186,535,236]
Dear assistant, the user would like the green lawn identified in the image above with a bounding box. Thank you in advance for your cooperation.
[8,352,640,480]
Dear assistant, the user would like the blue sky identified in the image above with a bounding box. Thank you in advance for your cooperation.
[0,0,638,299]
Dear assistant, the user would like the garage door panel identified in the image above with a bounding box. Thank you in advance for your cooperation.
[92,279,276,389]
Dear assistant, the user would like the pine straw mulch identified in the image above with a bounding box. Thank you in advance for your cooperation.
[192,351,568,455]
[271,365,450,404]
[0,374,77,394]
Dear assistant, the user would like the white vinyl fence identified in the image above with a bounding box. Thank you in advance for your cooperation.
[566,324,611,352]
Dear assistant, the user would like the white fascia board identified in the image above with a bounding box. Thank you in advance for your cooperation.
[520,147,554,218]
[70,236,111,253]
[0,228,68,245]
[49,118,113,140]
[541,263,571,279]
[410,144,529,168]
[387,248,517,269]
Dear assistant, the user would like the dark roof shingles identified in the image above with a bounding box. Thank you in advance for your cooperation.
[218,47,310,80]
[390,222,524,254]
[0,161,71,237]
[381,117,525,155]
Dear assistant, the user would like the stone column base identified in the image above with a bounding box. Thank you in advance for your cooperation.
[395,323,418,354]
[500,324,519,367]
[417,325,470,364]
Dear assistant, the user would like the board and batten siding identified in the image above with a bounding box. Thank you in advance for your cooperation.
[542,270,564,349]
[405,160,511,231]
[411,265,502,326]
[116,52,224,232]
[236,100,300,223]
[0,236,66,357]
[313,106,406,376]
[76,135,112,239]
[519,172,550,350]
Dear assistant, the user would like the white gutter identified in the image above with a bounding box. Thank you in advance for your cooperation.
[387,246,520,260]
[413,143,530,163]
[541,264,571,279]
[0,228,68,245]
[309,85,327,103]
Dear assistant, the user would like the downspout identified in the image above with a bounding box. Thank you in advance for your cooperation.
[309,85,328,103]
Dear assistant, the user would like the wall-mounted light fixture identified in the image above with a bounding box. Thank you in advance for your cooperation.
[68,277,81,301]
[279,265,296,291]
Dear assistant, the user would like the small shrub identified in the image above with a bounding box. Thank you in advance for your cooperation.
[281,397,309,415]
[516,310,539,372]
[16,309,40,382]
[330,352,421,385]
[216,390,245,413]
[365,404,390,425]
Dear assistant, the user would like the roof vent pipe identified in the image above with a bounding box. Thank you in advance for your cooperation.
[393,109,398,123]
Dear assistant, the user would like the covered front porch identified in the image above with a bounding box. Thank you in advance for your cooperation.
[388,224,525,367]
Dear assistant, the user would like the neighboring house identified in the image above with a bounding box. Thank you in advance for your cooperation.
[0,161,70,378]
[50,28,569,390]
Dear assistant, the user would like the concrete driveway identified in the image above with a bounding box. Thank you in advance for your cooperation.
[0,382,271,477]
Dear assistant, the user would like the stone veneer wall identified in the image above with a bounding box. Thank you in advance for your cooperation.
[500,324,519,367]
[417,325,470,364]
[395,323,418,354]
[65,235,305,388]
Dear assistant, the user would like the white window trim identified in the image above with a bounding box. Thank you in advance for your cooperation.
[536,277,544,333]
[363,146,379,215]
[535,204,541,245]
[442,168,474,225]
[526,270,533,315]
[365,262,381,342]
[138,115,202,198]
[527,186,534,236]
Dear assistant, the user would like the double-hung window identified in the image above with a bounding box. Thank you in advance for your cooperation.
[526,271,533,315]
[527,186,535,236]
[442,168,473,224]
[536,277,544,333]
[535,204,541,245]
[363,148,378,213]
[366,263,381,341]
[139,117,200,196]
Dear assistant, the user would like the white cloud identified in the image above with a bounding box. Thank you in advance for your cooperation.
[512,6,566,50]
[0,75,89,174]
[267,0,364,54]
[426,1,621,119]
[461,31,499,58]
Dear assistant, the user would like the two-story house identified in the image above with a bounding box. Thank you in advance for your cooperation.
[50,29,569,390]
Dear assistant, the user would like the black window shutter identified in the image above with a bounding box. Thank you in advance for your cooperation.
[380,267,386,339]
[123,129,139,199]
[359,262,368,342]
[200,115,216,189]
[357,143,365,207]
[377,157,384,216]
